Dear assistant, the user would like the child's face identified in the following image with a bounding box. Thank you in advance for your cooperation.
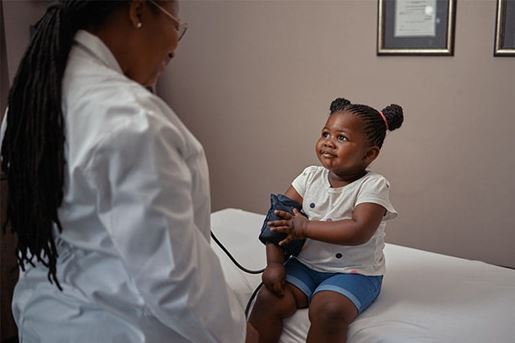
[315,111,378,180]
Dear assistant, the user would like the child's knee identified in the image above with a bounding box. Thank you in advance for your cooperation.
[308,293,358,328]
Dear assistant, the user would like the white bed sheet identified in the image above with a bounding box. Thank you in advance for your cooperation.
[210,208,515,343]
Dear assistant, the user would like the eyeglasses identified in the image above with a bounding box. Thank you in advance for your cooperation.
[148,0,188,41]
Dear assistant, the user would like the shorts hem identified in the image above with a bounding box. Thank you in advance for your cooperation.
[286,275,312,298]
[314,285,362,312]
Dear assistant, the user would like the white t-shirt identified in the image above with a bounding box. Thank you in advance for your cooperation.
[292,166,397,275]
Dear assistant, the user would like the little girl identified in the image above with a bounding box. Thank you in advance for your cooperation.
[249,97,404,342]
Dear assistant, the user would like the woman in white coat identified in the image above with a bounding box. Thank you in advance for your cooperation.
[1,1,257,342]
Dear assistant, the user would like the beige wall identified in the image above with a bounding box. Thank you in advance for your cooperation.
[2,0,47,85]
[2,1,513,268]
[158,0,515,268]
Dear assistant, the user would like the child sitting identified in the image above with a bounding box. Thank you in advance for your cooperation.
[249,97,404,342]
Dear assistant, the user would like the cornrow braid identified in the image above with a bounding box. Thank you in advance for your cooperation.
[329,97,404,148]
[1,0,127,290]
[329,98,351,113]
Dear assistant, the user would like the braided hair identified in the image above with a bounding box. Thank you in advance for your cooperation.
[0,1,130,290]
[329,97,404,148]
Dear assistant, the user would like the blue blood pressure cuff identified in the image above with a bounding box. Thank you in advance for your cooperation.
[258,194,306,257]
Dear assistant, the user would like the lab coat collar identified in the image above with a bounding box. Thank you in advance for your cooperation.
[74,30,123,76]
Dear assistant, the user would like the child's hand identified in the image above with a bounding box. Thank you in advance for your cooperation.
[262,263,286,297]
[268,208,308,246]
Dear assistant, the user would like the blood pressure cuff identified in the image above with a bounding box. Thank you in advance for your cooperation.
[258,193,306,257]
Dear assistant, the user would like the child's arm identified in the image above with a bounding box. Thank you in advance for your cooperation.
[261,185,303,297]
[262,243,286,297]
[283,185,303,204]
[266,242,285,265]
[270,202,386,246]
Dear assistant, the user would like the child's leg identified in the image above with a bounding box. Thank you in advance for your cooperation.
[307,273,383,343]
[249,283,307,343]
[307,290,357,343]
[250,259,313,342]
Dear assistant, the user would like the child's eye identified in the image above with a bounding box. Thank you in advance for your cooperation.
[337,135,348,142]
[322,131,330,138]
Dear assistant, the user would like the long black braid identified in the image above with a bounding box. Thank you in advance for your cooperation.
[330,97,404,148]
[0,1,128,290]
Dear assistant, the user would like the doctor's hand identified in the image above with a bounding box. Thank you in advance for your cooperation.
[262,263,286,297]
[268,208,309,246]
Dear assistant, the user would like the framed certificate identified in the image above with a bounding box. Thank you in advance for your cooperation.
[377,0,456,55]
[494,0,515,56]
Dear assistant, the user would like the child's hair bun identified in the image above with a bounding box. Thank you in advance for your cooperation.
[381,104,404,131]
[330,98,351,113]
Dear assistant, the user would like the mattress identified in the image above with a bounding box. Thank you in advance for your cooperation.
[210,208,515,343]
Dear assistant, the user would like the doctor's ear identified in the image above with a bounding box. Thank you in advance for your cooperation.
[129,0,145,29]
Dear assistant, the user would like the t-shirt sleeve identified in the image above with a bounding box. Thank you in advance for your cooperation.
[356,174,398,220]
[291,166,317,197]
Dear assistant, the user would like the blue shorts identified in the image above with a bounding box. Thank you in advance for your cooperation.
[285,258,383,314]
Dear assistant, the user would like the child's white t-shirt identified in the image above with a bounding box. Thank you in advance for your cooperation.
[292,166,397,275]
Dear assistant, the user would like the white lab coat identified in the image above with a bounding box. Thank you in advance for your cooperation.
[4,30,246,342]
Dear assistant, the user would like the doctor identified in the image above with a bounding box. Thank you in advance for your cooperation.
[1,0,257,342]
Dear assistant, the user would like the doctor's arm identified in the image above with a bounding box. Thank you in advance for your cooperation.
[86,116,246,342]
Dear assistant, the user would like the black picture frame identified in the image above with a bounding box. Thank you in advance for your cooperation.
[494,0,515,56]
[377,0,456,56]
